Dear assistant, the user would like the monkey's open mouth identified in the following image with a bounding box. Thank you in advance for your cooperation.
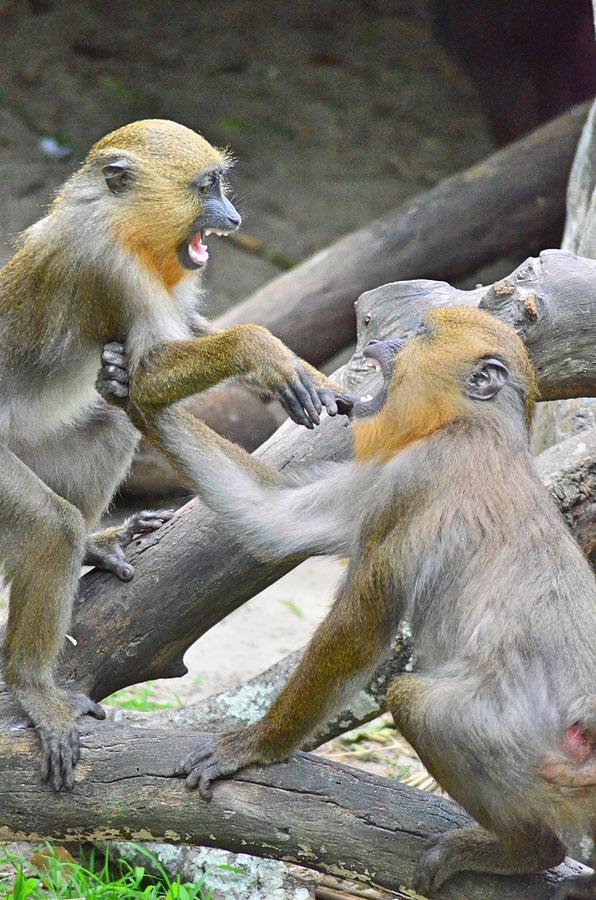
[362,338,406,381]
[181,228,234,270]
[353,338,406,419]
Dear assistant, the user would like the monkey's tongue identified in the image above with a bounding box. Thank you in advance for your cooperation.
[188,234,209,267]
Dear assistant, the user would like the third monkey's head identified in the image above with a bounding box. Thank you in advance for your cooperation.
[59,119,240,288]
[354,306,538,462]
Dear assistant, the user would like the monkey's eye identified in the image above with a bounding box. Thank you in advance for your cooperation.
[364,313,372,326]
[102,160,133,195]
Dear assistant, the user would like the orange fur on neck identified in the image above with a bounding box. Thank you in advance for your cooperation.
[354,388,459,463]
[116,223,185,291]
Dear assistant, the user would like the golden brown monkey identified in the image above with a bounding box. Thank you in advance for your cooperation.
[99,307,595,898]
[0,118,347,791]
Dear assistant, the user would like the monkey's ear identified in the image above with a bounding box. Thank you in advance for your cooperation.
[465,357,509,401]
[102,159,134,195]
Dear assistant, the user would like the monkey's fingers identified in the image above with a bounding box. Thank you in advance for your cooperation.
[102,342,128,367]
[278,386,315,429]
[100,363,129,384]
[292,368,321,425]
[122,508,175,544]
[96,377,129,402]
[39,725,80,792]
[175,736,216,776]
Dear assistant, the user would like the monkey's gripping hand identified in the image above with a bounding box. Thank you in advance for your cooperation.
[84,509,174,581]
[175,728,268,799]
[96,342,130,410]
[97,340,354,429]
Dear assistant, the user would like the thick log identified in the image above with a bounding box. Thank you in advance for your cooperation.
[0,722,588,899]
[125,105,589,495]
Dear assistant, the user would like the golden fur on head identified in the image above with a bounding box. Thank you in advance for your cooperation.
[77,120,230,289]
[354,306,539,463]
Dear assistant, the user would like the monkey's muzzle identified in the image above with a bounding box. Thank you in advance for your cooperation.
[363,338,406,380]
[354,337,406,418]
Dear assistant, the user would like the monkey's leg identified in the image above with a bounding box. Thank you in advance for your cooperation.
[176,560,394,797]
[0,446,105,791]
[388,674,567,895]
[17,404,169,580]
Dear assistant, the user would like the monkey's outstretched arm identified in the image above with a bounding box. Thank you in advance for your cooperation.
[154,405,362,558]
[123,325,352,430]
[176,555,395,796]
[98,346,361,559]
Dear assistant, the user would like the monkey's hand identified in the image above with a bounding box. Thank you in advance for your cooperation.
[236,327,354,428]
[84,509,174,581]
[175,729,267,800]
[96,342,130,409]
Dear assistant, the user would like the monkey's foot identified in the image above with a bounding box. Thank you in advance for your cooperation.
[39,722,81,792]
[175,732,257,800]
[552,873,596,899]
[417,834,460,896]
[38,692,106,791]
[84,508,174,581]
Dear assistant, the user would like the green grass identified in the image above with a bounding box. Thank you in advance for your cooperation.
[0,843,214,899]
[104,682,181,712]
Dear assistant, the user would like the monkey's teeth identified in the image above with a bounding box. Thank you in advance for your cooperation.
[360,394,374,402]
[204,229,230,237]
[366,359,381,371]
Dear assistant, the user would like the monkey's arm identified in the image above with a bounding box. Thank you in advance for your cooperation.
[124,325,352,430]
[177,554,395,796]
[98,345,360,558]
[146,404,359,559]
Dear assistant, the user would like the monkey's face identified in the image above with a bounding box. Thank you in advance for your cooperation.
[390,307,538,422]
[83,119,241,286]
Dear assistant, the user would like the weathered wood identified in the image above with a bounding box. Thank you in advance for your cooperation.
[0,723,588,899]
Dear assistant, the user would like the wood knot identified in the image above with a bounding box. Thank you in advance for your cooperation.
[493,278,515,296]
[523,291,538,320]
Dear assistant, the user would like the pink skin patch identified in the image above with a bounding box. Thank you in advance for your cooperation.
[564,721,594,763]
[540,721,596,786]
[188,233,209,267]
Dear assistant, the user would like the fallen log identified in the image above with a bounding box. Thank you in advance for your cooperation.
[125,104,589,495]
[218,106,588,364]
[0,722,589,899]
